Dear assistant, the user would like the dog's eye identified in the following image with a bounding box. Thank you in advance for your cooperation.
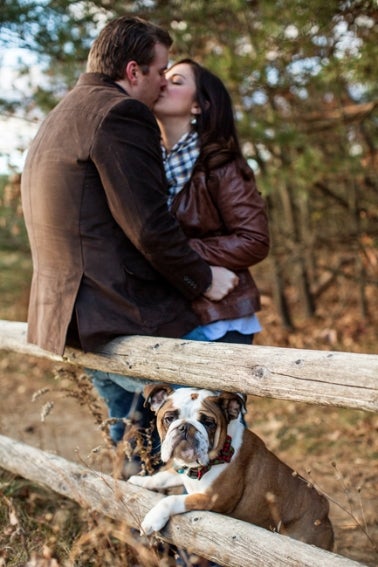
[163,412,177,425]
[200,415,216,430]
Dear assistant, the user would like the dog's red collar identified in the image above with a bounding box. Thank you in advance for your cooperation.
[176,435,235,480]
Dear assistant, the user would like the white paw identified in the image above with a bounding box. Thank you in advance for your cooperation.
[141,504,170,535]
[140,495,187,535]
[128,474,161,490]
[128,474,150,487]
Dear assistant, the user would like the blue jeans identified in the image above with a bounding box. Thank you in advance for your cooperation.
[90,330,253,444]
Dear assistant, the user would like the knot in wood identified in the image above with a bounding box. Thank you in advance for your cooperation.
[251,365,268,379]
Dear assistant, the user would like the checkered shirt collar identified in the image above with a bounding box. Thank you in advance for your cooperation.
[162,130,200,206]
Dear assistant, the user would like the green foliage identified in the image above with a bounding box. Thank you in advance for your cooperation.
[2,1,377,183]
[0,175,29,251]
[1,0,110,111]
[0,175,31,321]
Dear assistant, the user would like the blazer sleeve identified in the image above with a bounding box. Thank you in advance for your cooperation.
[188,161,270,270]
[90,98,212,299]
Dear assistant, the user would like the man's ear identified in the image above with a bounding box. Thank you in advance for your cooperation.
[143,383,173,413]
[217,392,247,422]
[125,60,139,85]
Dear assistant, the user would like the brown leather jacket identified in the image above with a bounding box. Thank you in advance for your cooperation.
[171,158,270,324]
[21,73,212,355]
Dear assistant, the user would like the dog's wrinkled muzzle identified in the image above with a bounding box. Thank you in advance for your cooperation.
[161,421,209,465]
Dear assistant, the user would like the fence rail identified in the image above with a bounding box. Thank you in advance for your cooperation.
[0,320,377,412]
[1,319,377,566]
[0,435,364,567]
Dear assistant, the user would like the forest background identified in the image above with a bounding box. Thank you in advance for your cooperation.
[0,1,377,566]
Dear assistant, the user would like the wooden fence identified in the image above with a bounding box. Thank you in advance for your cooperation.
[1,319,377,566]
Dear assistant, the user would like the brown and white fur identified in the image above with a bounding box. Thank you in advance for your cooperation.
[128,384,334,550]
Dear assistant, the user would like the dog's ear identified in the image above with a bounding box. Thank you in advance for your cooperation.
[143,383,173,413]
[217,392,246,422]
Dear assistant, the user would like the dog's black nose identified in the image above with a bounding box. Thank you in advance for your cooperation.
[178,423,189,437]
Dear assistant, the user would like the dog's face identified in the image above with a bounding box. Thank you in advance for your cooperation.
[143,384,245,467]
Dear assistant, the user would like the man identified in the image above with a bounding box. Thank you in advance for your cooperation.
[21,16,237,450]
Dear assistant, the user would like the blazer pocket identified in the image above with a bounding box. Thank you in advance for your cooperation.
[123,259,159,281]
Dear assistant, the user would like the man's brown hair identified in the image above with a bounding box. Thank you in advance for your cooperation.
[87,16,172,79]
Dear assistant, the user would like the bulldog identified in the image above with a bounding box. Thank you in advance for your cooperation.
[128,384,334,550]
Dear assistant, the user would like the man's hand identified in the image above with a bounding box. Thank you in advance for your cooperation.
[203,266,239,301]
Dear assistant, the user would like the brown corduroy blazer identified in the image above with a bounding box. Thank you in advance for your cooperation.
[21,73,212,355]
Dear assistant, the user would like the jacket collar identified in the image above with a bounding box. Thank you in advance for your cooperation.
[76,73,129,96]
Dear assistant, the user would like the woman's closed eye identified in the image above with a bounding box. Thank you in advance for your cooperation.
[167,73,185,85]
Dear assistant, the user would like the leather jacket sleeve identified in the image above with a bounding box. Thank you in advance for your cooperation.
[173,159,270,271]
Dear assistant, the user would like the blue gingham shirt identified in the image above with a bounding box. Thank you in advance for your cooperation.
[161,130,200,206]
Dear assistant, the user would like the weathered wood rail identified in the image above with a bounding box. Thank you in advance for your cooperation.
[0,320,377,412]
[1,319,377,566]
[0,435,365,567]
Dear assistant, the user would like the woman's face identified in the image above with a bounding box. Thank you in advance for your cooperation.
[154,62,199,120]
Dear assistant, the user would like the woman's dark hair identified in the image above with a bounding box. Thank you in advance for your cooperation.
[171,58,243,171]
[87,16,172,80]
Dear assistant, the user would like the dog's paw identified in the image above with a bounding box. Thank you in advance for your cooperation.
[128,474,160,490]
[128,474,150,487]
[140,494,187,535]
[141,504,171,535]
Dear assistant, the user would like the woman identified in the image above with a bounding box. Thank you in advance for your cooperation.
[154,59,270,345]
